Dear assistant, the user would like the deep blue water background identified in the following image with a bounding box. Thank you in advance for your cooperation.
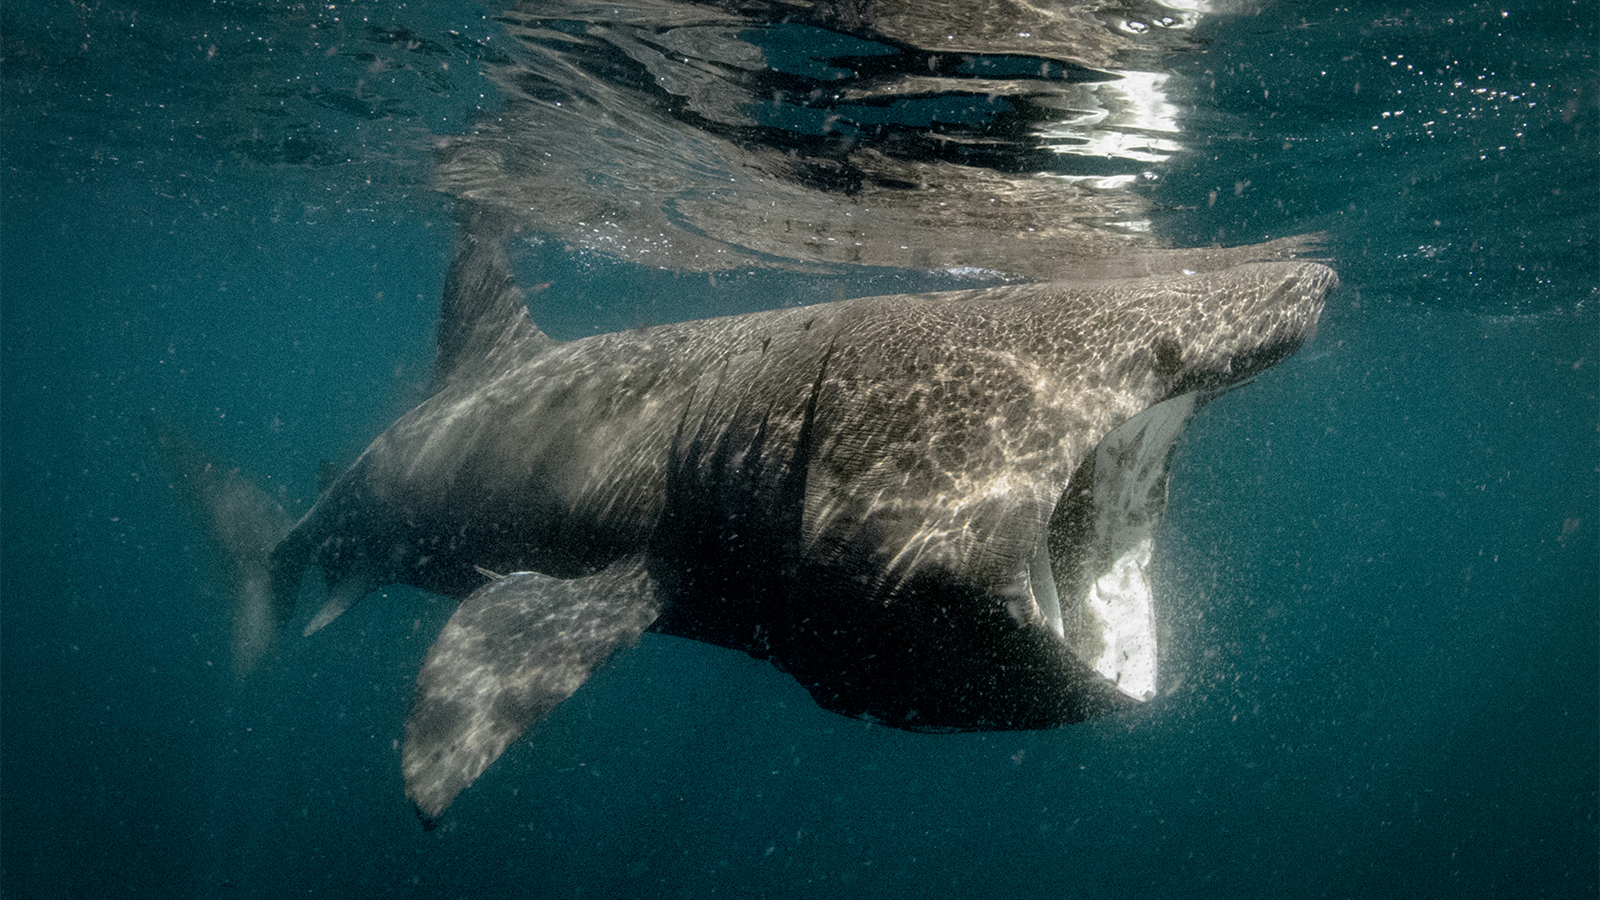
[2,1,1596,898]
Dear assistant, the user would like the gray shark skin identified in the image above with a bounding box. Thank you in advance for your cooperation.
[267,219,1336,823]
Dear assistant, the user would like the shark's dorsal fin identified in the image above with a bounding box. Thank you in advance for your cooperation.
[434,204,555,390]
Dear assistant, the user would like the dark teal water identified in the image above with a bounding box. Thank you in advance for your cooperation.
[3,2,1596,898]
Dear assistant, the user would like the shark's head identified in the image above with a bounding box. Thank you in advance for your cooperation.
[1024,261,1336,706]
[727,260,1338,729]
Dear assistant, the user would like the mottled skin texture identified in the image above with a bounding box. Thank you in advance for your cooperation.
[269,226,1335,821]
[296,264,1327,594]
[402,561,661,824]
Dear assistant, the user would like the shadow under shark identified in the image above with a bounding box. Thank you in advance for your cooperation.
[201,212,1333,824]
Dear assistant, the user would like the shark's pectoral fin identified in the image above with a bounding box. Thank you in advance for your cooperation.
[402,557,662,824]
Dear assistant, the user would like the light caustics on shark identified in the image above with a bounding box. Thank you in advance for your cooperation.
[206,209,1335,823]
[160,220,1333,821]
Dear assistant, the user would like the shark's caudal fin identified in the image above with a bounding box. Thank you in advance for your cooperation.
[433,203,555,392]
[143,417,296,676]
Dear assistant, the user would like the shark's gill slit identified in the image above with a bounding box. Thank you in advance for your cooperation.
[1044,393,1199,702]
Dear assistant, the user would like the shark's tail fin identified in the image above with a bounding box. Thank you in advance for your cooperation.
[433,203,555,391]
[143,417,297,677]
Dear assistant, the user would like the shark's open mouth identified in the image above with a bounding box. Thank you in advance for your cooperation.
[1033,393,1200,701]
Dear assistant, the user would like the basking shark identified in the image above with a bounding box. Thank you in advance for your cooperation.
[187,213,1333,823]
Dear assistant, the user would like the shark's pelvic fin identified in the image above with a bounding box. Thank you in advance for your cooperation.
[301,561,378,636]
[402,558,662,824]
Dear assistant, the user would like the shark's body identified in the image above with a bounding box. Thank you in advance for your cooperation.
[233,218,1336,822]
